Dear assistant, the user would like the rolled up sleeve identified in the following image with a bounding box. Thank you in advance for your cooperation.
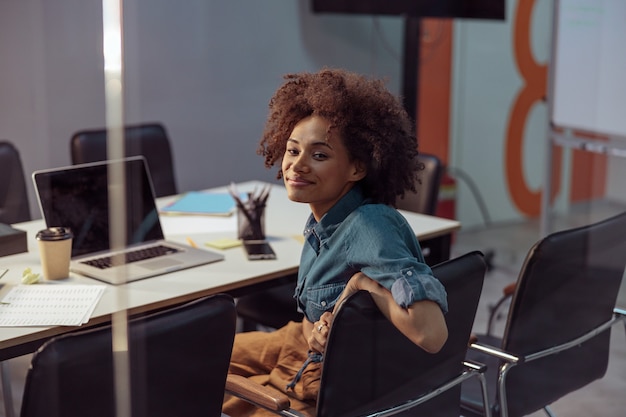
[391,270,448,313]
[347,206,449,314]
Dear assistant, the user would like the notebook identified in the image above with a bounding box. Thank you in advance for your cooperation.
[32,156,224,284]
[159,191,238,216]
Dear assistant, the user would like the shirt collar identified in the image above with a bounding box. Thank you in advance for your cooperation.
[303,186,367,252]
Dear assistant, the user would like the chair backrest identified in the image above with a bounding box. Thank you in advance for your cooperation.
[395,153,443,216]
[20,294,236,417]
[500,211,626,417]
[70,123,178,197]
[317,251,486,417]
[0,140,31,224]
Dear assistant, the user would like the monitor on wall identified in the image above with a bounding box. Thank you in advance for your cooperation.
[311,0,505,20]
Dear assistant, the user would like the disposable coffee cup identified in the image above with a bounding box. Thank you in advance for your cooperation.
[36,227,73,280]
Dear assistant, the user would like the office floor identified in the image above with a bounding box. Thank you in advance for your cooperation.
[0,201,624,416]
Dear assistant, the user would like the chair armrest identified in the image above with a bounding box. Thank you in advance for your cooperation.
[469,342,523,364]
[461,360,493,417]
[476,311,626,367]
[502,282,517,296]
[225,374,291,412]
[463,359,488,373]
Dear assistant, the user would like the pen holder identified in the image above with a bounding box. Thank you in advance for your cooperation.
[237,203,266,241]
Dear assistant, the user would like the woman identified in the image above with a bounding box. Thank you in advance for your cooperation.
[224,68,448,416]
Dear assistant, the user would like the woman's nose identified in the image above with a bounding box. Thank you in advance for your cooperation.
[292,155,308,172]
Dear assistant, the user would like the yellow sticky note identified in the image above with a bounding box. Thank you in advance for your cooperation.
[291,234,305,244]
[205,238,242,250]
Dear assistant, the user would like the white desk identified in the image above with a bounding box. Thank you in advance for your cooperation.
[0,181,460,360]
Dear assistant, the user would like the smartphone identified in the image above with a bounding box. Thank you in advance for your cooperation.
[243,241,277,260]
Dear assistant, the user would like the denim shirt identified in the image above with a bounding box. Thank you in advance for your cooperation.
[294,186,448,323]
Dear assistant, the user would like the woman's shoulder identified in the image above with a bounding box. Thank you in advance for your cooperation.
[353,202,404,217]
[349,203,408,227]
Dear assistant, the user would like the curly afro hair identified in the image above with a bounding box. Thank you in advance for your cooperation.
[258,68,422,205]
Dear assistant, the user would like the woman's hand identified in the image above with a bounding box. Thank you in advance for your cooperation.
[331,272,367,314]
[306,274,366,353]
[307,312,333,354]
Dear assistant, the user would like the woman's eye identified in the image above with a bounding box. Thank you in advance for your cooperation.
[286,148,299,156]
[313,152,328,160]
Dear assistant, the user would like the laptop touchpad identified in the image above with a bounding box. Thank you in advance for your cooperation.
[141,258,183,270]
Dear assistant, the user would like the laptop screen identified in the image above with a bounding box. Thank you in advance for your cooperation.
[33,157,164,258]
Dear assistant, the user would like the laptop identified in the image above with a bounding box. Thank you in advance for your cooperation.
[32,156,224,284]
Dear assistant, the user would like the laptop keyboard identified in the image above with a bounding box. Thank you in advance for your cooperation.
[81,245,181,269]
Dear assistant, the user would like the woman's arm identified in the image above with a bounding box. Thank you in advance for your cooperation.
[331,272,448,353]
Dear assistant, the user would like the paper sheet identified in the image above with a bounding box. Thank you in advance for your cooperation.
[160,213,237,235]
[0,285,106,327]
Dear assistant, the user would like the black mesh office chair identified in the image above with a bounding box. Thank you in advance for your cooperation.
[20,294,236,417]
[0,141,31,224]
[227,251,490,417]
[236,152,444,331]
[70,123,178,197]
[461,211,626,417]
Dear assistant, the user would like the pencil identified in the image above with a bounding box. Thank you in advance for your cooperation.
[186,237,199,248]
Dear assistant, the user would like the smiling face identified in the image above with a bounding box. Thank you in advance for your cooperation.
[281,116,366,221]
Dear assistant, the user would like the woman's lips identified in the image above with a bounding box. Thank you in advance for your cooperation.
[286,177,313,186]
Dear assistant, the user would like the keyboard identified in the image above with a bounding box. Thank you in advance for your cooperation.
[81,245,180,269]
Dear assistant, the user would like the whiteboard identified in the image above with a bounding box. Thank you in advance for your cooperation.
[551,0,626,139]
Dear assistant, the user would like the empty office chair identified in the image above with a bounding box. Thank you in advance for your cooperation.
[236,152,444,332]
[20,294,236,417]
[0,141,31,224]
[70,123,178,197]
[395,152,443,216]
[460,211,626,417]
[227,251,490,417]
[396,152,447,266]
